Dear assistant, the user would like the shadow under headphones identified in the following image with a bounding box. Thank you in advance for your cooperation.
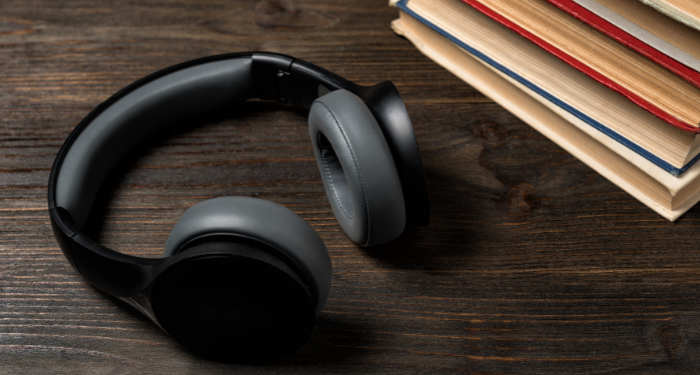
[47,52,429,363]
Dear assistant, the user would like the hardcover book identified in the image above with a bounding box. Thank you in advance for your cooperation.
[459,0,700,135]
[546,0,700,84]
[391,0,700,220]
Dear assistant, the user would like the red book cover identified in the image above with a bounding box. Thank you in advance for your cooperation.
[460,0,700,134]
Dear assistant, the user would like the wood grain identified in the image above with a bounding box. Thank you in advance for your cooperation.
[2,0,700,373]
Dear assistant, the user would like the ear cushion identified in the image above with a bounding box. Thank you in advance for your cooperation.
[308,90,406,247]
[163,196,331,314]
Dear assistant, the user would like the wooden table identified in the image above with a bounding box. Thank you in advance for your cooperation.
[2,0,700,373]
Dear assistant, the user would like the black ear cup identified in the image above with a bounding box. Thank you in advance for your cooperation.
[309,89,406,247]
[152,239,316,362]
[153,197,332,361]
[163,196,331,312]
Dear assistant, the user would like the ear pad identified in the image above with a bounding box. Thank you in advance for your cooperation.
[308,90,406,247]
[152,240,315,363]
[163,196,331,313]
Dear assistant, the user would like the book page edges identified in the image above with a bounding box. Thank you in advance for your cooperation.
[404,0,699,171]
[393,13,700,221]
[465,0,700,131]
[393,0,700,191]
[576,0,700,69]
[638,0,700,32]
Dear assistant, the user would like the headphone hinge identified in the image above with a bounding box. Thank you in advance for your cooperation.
[251,52,295,103]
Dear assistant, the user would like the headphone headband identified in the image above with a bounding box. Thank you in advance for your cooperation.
[48,52,359,225]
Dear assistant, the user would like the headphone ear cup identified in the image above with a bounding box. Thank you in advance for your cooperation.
[309,90,406,247]
[163,196,331,313]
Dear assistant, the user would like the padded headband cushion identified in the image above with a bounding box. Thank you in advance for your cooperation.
[308,90,406,247]
[55,58,255,229]
[163,196,332,314]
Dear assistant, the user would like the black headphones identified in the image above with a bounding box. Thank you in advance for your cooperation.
[48,52,429,363]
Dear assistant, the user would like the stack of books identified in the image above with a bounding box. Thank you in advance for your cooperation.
[391,0,700,221]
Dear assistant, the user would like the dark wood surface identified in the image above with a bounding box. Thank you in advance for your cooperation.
[2,0,700,373]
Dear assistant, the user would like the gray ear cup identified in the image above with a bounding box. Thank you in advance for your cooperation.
[308,90,406,247]
[163,196,331,313]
